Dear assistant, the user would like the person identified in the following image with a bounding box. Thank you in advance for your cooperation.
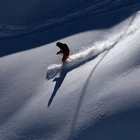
[56,42,70,63]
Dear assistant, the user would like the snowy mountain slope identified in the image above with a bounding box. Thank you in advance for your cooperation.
[1,0,140,140]
[1,0,140,57]
[0,10,138,57]
[0,10,140,140]
[74,27,140,140]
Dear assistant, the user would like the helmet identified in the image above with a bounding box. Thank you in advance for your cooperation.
[56,42,62,46]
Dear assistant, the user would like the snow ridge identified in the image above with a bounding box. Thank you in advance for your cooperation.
[47,13,140,80]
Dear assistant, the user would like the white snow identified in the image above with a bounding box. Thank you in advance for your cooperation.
[1,0,140,140]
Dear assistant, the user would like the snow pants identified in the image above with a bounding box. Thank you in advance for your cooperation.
[62,51,70,63]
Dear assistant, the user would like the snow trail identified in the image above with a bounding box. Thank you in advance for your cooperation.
[46,13,140,80]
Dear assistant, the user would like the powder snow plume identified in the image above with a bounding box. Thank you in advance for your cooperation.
[47,12,140,80]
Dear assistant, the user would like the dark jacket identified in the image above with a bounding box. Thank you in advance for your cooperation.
[56,43,70,55]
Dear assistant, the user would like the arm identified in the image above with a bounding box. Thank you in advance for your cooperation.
[56,50,63,54]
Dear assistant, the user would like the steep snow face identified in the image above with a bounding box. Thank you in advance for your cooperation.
[1,0,140,140]
[0,11,140,140]
[73,27,140,140]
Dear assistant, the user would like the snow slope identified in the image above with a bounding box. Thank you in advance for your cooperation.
[1,0,140,140]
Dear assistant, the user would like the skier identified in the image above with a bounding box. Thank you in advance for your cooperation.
[56,42,70,63]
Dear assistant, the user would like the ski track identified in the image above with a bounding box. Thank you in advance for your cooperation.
[0,2,140,140]
[47,12,140,80]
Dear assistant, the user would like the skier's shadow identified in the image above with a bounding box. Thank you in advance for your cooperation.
[47,69,67,107]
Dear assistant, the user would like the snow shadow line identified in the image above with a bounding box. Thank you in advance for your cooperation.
[68,13,137,139]
[48,11,136,109]
[47,11,136,107]
[47,70,67,107]
[67,50,109,140]
[47,53,100,107]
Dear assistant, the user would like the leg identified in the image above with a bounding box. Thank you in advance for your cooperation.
[62,55,68,63]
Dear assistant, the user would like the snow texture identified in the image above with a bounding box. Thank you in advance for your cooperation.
[1,0,140,140]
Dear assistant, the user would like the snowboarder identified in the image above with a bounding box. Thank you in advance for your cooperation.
[56,42,70,63]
